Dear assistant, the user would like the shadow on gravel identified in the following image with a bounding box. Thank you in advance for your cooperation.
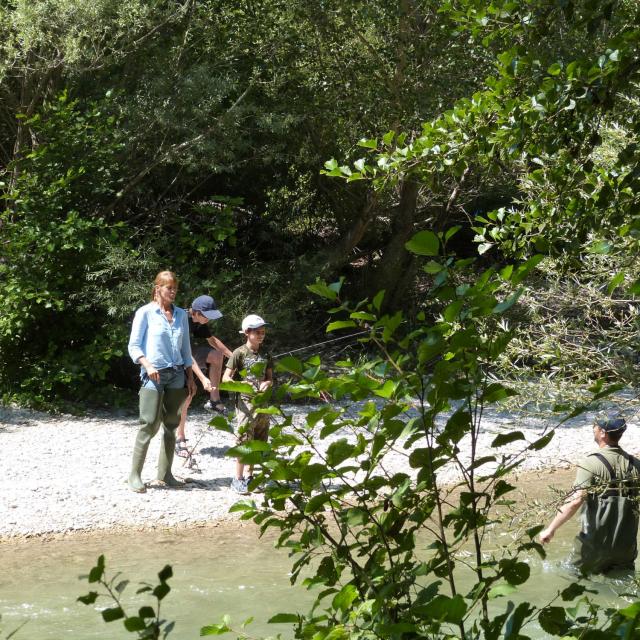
[182,477,233,491]
[199,446,230,458]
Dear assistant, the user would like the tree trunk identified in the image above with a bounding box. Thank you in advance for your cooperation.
[320,191,377,277]
[368,179,419,311]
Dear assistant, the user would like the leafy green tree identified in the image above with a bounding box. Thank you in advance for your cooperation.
[0,92,128,403]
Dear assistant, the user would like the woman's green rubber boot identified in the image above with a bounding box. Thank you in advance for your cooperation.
[129,388,163,493]
[157,387,188,487]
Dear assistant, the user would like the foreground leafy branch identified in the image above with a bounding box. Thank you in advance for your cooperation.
[78,555,175,639]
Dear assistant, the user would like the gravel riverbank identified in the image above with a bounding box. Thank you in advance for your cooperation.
[1,401,638,541]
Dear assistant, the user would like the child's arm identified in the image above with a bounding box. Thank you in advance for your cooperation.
[208,335,233,359]
[191,358,213,393]
[258,366,273,392]
[222,367,235,383]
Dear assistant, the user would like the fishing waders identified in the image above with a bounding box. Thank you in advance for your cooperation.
[157,387,188,487]
[129,386,188,492]
[129,388,163,493]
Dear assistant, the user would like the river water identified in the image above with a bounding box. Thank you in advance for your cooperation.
[1,520,637,640]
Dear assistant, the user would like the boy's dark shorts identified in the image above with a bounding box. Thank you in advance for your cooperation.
[193,345,218,371]
[235,398,269,444]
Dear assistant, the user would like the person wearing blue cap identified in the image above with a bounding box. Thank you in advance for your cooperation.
[539,414,640,574]
[174,295,232,459]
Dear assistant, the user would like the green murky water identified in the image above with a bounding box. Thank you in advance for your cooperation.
[0,525,309,639]
[1,520,637,639]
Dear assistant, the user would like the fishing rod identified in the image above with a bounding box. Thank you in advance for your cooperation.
[182,330,371,468]
[274,329,371,358]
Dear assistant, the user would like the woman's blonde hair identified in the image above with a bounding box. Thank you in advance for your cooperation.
[151,270,178,302]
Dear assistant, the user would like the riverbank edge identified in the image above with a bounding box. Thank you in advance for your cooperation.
[0,467,574,546]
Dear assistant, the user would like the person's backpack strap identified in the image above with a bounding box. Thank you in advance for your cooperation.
[591,452,616,479]
[590,452,619,496]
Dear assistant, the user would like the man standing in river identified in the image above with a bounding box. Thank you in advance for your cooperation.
[539,415,640,574]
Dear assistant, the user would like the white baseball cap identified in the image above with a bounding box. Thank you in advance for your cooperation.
[240,314,270,333]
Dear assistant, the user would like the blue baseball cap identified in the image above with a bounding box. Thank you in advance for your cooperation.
[595,414,627,433]
[191,295,223,321]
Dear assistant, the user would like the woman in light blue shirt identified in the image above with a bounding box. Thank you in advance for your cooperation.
[127,270,196,493]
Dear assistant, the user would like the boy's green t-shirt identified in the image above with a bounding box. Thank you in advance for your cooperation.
[227,344,273,392]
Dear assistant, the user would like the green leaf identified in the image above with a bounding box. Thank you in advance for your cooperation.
[301,463,327,486]
[152,582,170,601]
[423,260,444,274]
[326,439,355,466]
[88,555,105,583]
[561,582,586,601]
[421,594,467,623]
[374,380,396,399]
[538,607,569,635]
[101,607,125,623]
[304,492,332,514]
[587,240,612,254]
[494,480,516,498]
[229,501,256,513]
[406,231,439,256]
[307,281,338,300]
[491,431,525,447]
[124,617,147,632]
[268,613,300,623]
[511,254,544,285]
[488,584,516,598]
[529,432,554,451]
[138,606,155,619]
[77,591,99,605]
[332,584,358,612]
[445,226,461,242]
[493,289,523,314]
[482,382,516,403]
[618,602,640,619]
[350,311,376,321]
[158,565,172,582]
[501,559,530,585]
[547,62,562,76]
[607,272,624,295]
[219,381,254,395]
[276,356,303,375]
[443,300,463,322]
[326,320,357,332]
[357,138,378,149]
[372,290,385,311]
[201,623,232,635]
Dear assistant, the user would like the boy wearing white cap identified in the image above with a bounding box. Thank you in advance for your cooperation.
[222,314,273,494]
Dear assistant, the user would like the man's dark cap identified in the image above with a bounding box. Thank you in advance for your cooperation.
[595,414,627,433]
[191,295,223,321]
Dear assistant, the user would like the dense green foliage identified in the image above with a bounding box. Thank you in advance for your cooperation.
[1,0,640,406]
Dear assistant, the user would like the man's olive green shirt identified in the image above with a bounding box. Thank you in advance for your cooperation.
[574,446,640,496]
